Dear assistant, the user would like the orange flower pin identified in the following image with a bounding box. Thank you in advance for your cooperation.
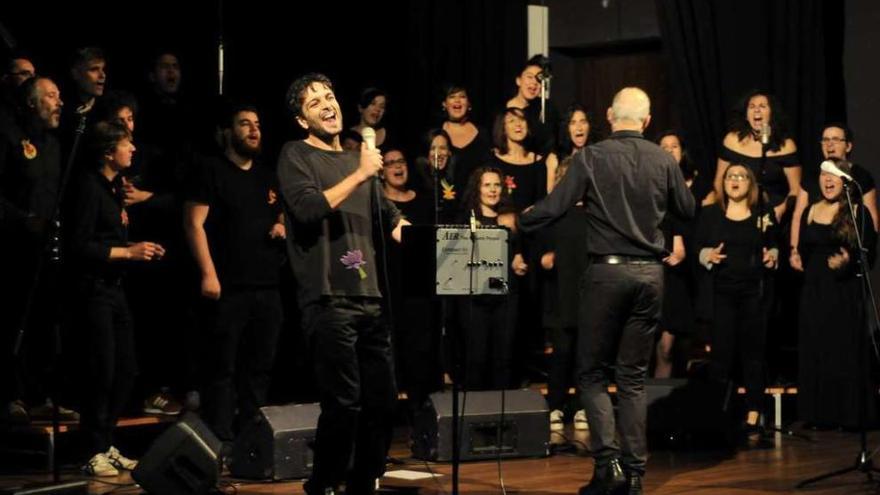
[441,179,456,200]
[21,139,37,160]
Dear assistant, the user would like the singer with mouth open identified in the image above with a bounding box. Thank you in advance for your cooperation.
[712,91,801,222]
[277,73,409,495]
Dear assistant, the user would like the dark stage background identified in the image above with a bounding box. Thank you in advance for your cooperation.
[1,1,528,161]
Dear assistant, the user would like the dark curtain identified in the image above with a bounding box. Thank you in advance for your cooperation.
[403,0,527,150]
[655,0,845,194]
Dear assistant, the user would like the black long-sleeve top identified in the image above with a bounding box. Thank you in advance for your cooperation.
[696,205,778,293]
[0,121,61,228]
[519,130,695,257]
[277,140,402,307]
[66,170,128,280]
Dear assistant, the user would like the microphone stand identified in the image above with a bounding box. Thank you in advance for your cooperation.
[797,180,880,488]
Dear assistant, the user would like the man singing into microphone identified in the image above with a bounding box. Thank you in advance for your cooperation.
[277,73,409,495]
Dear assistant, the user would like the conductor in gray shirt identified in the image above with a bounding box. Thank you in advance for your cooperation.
[519,87,694,495]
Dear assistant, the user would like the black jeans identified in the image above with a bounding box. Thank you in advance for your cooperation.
[303,297,396,492]
[77,279,137,456]
[201,288,282,441]
[578,262,662,476]
[710,288,766,412]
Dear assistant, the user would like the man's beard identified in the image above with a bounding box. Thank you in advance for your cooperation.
[231,135,261,158]
[310,125,339,146]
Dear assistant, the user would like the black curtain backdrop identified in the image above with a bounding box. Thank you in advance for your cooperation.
[655,0,845,195]
[403,0,527,146]
[1,0,526,162]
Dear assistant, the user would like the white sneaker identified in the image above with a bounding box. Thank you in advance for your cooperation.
[82,453,119,477]
[574,409,589,431]
[106,446,138,471]
[550,409,564,431]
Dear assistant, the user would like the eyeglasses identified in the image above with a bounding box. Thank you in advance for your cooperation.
[820,137,847,144]
[724,174,750,182]
[384,158,406,166]
[8,70,35,78]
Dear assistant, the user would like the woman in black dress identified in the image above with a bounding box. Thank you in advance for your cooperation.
[412,128,463,223]
[455,167,526,390]
[490,107,552,211]
[490,107,552,383]
[544,103,590,431]
[350,87,389,150]
[797,159,877,428]
[653,130,698,378]
[698,163,779,429]
[380,148,440,405]
[440,83,492,186]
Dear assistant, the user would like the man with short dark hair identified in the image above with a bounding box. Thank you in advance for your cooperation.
[520,87,695,495]
[184,104,285,444]
[68,47,106,114]
[0,55,37,132]
[278,73,409,495]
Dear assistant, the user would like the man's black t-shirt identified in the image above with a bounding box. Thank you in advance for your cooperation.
[189,155,283,288]
[277,140,402,307]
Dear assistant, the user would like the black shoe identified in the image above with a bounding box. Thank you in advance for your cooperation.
[303,479,337,495]
[345,477,378,495]
[578,459,626,495]
[625,472,643,495]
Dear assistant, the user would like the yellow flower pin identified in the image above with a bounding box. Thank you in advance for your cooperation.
[21,139,37,160]
[441,179,456,200]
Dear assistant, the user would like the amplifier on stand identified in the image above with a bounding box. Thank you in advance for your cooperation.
[400,224,509,296]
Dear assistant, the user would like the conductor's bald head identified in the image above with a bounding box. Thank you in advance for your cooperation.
[607,87,651,132]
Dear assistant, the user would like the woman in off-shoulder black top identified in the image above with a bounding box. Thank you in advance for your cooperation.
[713,91,801,222]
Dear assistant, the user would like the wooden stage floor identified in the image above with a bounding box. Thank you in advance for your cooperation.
[2,424,879,494]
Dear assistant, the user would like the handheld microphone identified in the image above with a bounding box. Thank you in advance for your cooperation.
[361,126,377,151]
[820,160,854,182]
[760,124,770,146]
[361,126,380,183]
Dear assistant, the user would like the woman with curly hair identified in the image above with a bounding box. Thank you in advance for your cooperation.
[454,166,526,390]
[713,91,801,221]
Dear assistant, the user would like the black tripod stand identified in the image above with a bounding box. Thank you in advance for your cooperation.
[797,177,880,489]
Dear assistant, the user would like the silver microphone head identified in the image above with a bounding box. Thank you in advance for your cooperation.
[820,160,854,181]
[760,124,770,145]
[361,126,376,150]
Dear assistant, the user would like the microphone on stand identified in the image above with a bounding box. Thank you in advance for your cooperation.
[821,160,855,182]
[470,209,477,239]
[760,123,771,146]
[433,147,439,170]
